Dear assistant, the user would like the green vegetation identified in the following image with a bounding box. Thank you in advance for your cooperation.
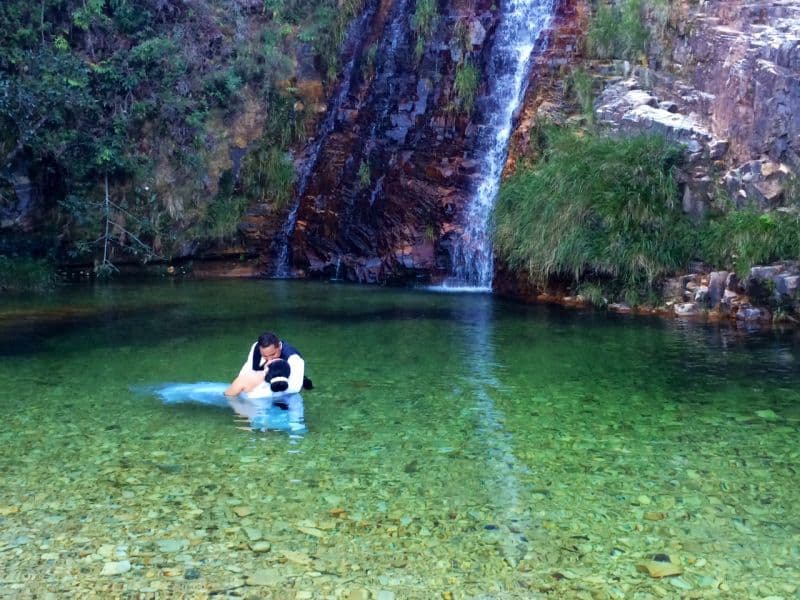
[448,17,481,115]
[412,0,438,63]
[454,60,480,114]
[358,161,371,188]
[494,128,695,304]
[0,0,361,276]
[236,89,303,211]
[307,0,367,81]
[586,0,670,62]
[703,207,800,277]
[452,19,472,56]
[0,256,56,291]
[564,68,595,122]
[240,145,295,210]
[362,43,379,81]
[495,124,800,305]
[576,282,608,308]
[199,179,251,242]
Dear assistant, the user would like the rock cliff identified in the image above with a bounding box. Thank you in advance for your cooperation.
[590,0,800,214]
[261,0,800,287]
[243,0,578,283]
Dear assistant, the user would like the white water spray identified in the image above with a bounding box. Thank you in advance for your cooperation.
[447,0,555,289]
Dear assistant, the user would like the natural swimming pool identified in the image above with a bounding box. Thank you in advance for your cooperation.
[0,279,798,598]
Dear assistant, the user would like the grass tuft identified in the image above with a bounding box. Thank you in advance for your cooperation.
[493,128,695,303]
[703,207,800,277]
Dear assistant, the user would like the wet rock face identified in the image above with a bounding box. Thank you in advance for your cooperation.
[282,0,495,283]
[277,0,575,284]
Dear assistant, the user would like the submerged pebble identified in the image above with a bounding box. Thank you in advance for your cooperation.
[246,569,282,586]
[636,560,683,578]
[100,560,131,576]
[248,541,271,553]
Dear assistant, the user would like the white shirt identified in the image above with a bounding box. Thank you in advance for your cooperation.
[238,342,305,394]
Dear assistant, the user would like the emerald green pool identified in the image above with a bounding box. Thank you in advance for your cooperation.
[1,280,798,598]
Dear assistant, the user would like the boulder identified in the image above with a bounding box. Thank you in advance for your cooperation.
[707,271,730,307]
[776,274,800,296]
[736,306,771,321]
[724,160,795,208]
[674,302,701,316]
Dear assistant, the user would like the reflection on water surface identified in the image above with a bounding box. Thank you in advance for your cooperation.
[0,280,798,598]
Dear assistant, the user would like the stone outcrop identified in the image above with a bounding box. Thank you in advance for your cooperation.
[673,0,800,167]
[591,0,800,212]
[662,262,800,324]
[594,75,727,216]
[677,0,800,209]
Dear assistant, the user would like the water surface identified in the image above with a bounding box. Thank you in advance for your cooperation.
[0,280,798,598]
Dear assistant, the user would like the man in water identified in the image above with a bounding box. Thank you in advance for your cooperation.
[225,331,307,396]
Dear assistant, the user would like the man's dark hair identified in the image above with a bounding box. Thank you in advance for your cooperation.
[257,331,280,348]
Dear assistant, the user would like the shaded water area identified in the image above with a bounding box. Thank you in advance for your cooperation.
[1,280,798,599]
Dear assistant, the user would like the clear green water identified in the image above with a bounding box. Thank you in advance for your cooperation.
[0,279,798,599]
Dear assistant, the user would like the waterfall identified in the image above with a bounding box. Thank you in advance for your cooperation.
[273,0,379,277]
[447,0,555,289]
[333,256,343,281]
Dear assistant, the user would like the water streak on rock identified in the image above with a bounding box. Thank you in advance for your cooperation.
[447,0,555,289]
[273,0,380,277]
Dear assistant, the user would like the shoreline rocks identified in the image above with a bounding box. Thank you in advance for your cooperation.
[495,260,800,329]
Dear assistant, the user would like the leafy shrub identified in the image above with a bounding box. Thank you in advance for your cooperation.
[493,128,695,303]
[203,69,244,108]
[110,0,153,35]
[0,0,363,266]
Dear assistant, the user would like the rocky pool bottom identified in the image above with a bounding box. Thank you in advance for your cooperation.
[0,280,798,599]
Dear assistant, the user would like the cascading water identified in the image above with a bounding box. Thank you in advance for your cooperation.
[447,0,555,290]
[273,0,379,277]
